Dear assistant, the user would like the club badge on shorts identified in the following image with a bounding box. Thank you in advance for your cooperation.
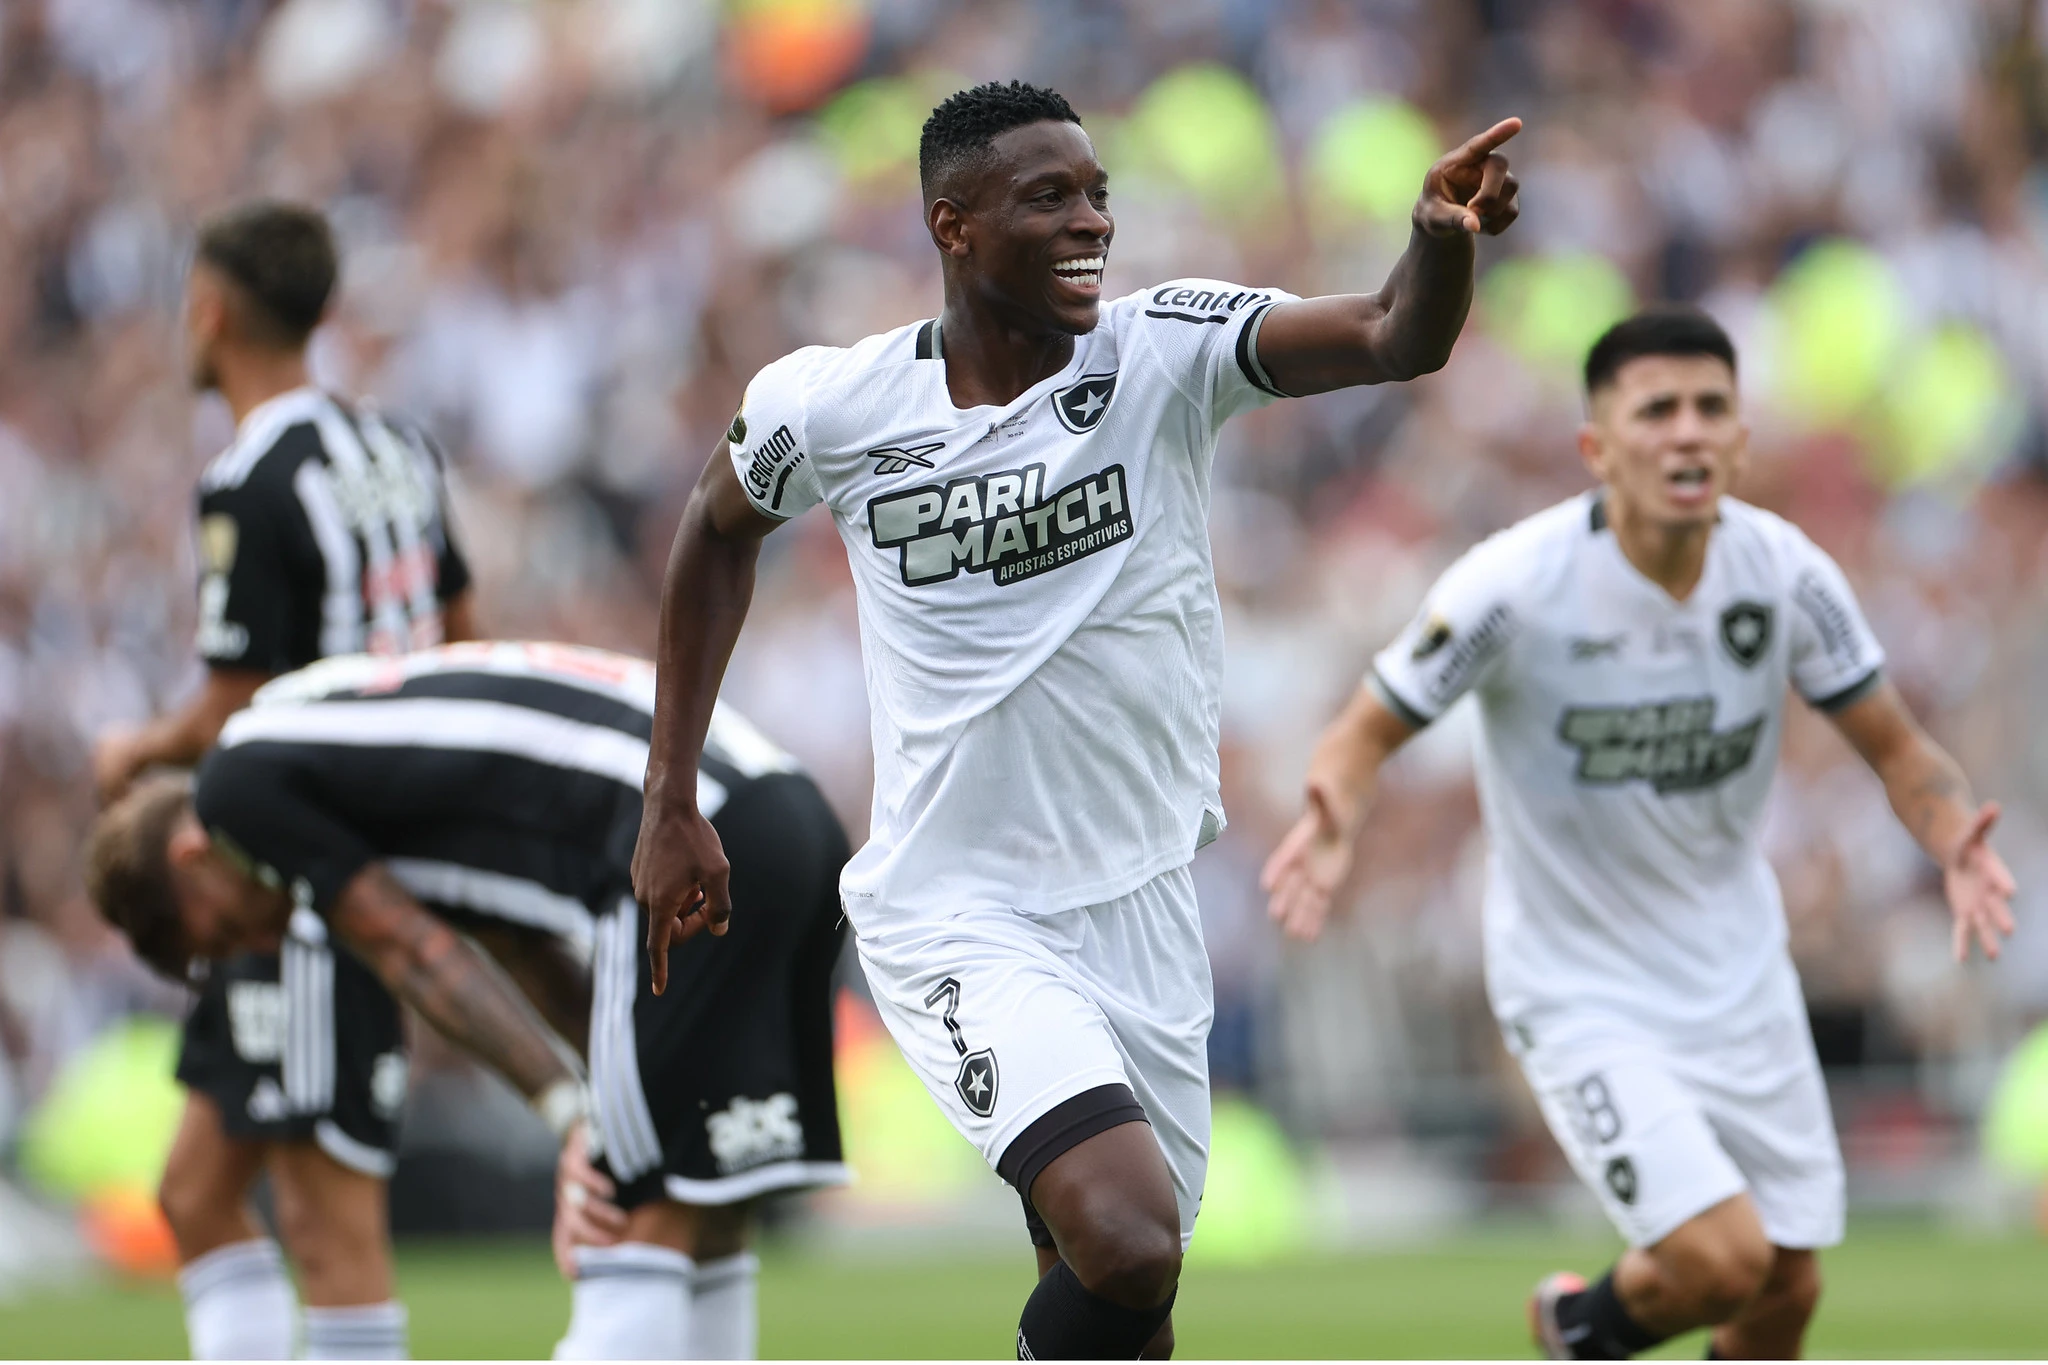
[1605,1155,1639,1206]
[924,977,1001,1118]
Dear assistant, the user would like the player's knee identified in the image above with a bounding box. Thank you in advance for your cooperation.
[1768,1252,1822,1323]
[1065,1206,1182,1309]
[1684,1234,1774,1322]
[158,1159,242,1254]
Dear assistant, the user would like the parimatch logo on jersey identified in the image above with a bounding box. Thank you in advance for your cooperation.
[868,463,1132,587]
[1558,697,1764,794]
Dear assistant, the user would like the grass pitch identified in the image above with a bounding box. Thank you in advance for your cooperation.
[1,1224,2043,1358]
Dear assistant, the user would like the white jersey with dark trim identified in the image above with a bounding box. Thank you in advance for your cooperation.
[1371,493,1887,1035]
[728,279,1298,925]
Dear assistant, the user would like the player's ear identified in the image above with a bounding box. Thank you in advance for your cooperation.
[928,197,972,259]
[165,814,212,871]
[1576,421,1606,481]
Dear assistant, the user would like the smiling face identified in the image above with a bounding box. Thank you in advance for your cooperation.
[1580,353,1747,530]
[929,119,1113,336]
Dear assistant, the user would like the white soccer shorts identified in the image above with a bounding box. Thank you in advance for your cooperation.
[856,863,1214,1248]
[1512,1000,1845,1250]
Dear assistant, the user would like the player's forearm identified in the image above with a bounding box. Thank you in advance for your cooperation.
[1304,688,1404,837]
[1878,735,1978,868]
[645,484,761,816]
[133,668,270,768]
[338,867,573,1099]
[1368,223,1478,381]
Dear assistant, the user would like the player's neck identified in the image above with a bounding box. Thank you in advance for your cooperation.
[935,299,1077,408]
[1606,494,1712,601]
[213,348,313,428]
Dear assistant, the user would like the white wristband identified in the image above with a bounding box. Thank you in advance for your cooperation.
[534,1079,588,1141]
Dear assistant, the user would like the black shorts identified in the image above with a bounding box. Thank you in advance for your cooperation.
[176,941,408,1176]
[591,772,851,1209]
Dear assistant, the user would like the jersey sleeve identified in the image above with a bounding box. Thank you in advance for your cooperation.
[726,351,826,521]
[194,478,308,674]
[1128,279,1302,429]
[193,743,380,917]
[1783,530,1885,711]
[419,432,472,602]
[1369,539,1522,728]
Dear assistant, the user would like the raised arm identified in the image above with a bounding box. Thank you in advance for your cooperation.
[1254,118,1522,396]
[1262,684,1421,941]
[632,447,783,992]
[330,864,579,1106]
[1826,681,2016,962]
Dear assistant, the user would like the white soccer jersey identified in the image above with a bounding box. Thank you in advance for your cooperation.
[1372,494,1886,1036]
[728,279,1297,926]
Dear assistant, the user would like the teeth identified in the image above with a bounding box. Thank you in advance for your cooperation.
[1053,256,1105,276]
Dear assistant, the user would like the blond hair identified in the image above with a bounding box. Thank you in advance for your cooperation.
[83,773,195,980]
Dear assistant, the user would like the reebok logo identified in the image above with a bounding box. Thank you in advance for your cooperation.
[868,463,1132,588]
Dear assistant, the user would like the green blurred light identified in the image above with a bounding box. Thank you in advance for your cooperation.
[1985,1023,2048,1180]
[1187,1096,1310,1266]
[20,1016,184,1199]
[1764,239,1907,425]
[1308,99,1439,225]
[1481,253,1635,373]
[1126,64,1283,219]
[1874,323,2014,488]
[818,76,935,184]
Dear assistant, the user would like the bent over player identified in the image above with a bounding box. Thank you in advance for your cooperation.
[1263,310,2016,1360]
[633,80,1520,1358]
[90,200,476,1360]
[86,642,849,1360]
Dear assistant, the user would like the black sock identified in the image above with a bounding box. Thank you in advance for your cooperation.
[1016,1260,1175,1360]
[1705,1348,1726,1360]
[1554,1270,1666,1360]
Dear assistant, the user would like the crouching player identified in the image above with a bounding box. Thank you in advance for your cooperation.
[86,642,849,1359]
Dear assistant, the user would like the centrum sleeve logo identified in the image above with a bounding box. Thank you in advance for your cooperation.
[741,424,806,513]
[868,462,1133,588]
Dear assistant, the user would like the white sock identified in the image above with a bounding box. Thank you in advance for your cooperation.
[178,1238,298,1360]
[689,1252,760,1360]
[553,1243,694,1361]
[302,1301,409,1359]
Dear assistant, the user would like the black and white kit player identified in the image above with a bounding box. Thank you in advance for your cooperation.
[91,201,478,1361]
[635,81,1521,1360]
[87,641,850,1361]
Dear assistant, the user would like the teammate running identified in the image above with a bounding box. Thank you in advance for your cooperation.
[90,201,475,1360]
[1263,309,2016,1360]
[631,80,1520,1358]
[85,641,850,1360]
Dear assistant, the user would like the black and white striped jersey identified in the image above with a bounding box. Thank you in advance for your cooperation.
[193,642,799,951]
[194,387,470,672]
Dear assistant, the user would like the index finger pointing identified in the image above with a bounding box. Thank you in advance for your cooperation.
[1455,117,1523,162]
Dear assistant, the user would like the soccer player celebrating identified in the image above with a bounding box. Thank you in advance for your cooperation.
[633,80,1519,1358]
[86,642,850,1361]
[1263,309,2016,1360]
[90,201,476,1360]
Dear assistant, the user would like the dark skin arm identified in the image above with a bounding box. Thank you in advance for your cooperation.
[1257,118,1522,395]
[441,587,481,645]
[93,666,270,804]
[632,448,780,992]
[330,864,576,1098]
[1826,682,2016,961]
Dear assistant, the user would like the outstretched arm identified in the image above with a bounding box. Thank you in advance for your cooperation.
[1826,682,2016,962]
[1255,118,1522,395]
[1262,684,1421,941]
[633,447,782,992]
[331,865,577,1099]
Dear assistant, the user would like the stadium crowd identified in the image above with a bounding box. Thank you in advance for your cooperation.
[4,0,2048,1213]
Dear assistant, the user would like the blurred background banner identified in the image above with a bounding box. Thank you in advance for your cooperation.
[4,0,2048,1350]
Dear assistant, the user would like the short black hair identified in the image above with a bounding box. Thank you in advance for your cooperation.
[1584,306,1737,395]
[194,200,337,349]
[919,80,1082,202]
[84,773,196,982]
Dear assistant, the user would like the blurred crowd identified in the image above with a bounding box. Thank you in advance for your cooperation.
[4,0,2048,1205]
